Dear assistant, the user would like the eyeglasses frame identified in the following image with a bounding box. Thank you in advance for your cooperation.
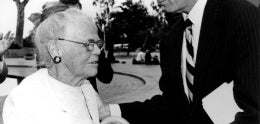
[57,38,104,51]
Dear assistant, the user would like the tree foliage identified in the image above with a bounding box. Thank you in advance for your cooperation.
[103,0,167,51]
[94,0,168,58]
[110,0,150,48]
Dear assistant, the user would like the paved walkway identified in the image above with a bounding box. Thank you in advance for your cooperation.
[98,62,162,104]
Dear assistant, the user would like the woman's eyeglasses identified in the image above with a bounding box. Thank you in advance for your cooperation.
[57,38,104,51]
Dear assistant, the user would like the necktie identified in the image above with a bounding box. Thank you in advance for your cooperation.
[185,19,195,102]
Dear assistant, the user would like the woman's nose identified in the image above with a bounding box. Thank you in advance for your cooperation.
[92,44,101,55]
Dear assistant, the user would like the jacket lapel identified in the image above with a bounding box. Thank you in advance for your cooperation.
[162,17,185,71]
[193,0,224,100]
[81,82,100,124]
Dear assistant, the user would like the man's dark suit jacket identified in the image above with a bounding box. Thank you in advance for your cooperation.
[120,0,260,123]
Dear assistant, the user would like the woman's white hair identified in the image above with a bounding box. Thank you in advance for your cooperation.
[34,8,94,68]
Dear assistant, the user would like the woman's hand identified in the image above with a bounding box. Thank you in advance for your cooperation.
[101,116,130,124]
[0,31,14,57]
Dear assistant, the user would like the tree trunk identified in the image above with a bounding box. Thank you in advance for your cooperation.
[15,5,25,47]
[14,0,29,48]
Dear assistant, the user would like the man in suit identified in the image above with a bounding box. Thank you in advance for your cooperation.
[98,0,260,123]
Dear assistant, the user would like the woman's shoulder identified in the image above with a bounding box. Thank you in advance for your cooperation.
[20,68,48,85]
[10,69,49,98]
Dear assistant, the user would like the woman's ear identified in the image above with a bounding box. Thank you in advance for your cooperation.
[47,40,63,58]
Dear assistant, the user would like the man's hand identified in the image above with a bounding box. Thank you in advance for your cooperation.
[0,31,14,57]
[96,94,111,120]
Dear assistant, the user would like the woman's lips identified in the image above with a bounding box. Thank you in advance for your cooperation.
[89,61,98,64]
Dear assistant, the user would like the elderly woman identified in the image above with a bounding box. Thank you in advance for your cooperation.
[29,0,113,92]
[2,8,123,124]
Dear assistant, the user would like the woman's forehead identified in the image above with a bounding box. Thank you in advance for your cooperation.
[65,22,99,41]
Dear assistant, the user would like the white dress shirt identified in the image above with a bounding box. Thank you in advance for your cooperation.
[181,0,208,99]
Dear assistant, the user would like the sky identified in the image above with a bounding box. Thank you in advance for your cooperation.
[0,0,258,38]
[0,0,155,38]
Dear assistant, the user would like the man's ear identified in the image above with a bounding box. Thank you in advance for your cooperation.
[47,40,63,58]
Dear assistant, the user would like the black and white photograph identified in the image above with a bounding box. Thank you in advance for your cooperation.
[0,0,259,124]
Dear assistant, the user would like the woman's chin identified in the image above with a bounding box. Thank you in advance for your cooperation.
[85,69,98,78]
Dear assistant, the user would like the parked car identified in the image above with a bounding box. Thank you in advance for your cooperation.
[114,44,129,52]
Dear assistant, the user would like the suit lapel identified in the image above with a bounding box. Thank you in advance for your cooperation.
[162,18,185,70]
[193,0,224,99]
